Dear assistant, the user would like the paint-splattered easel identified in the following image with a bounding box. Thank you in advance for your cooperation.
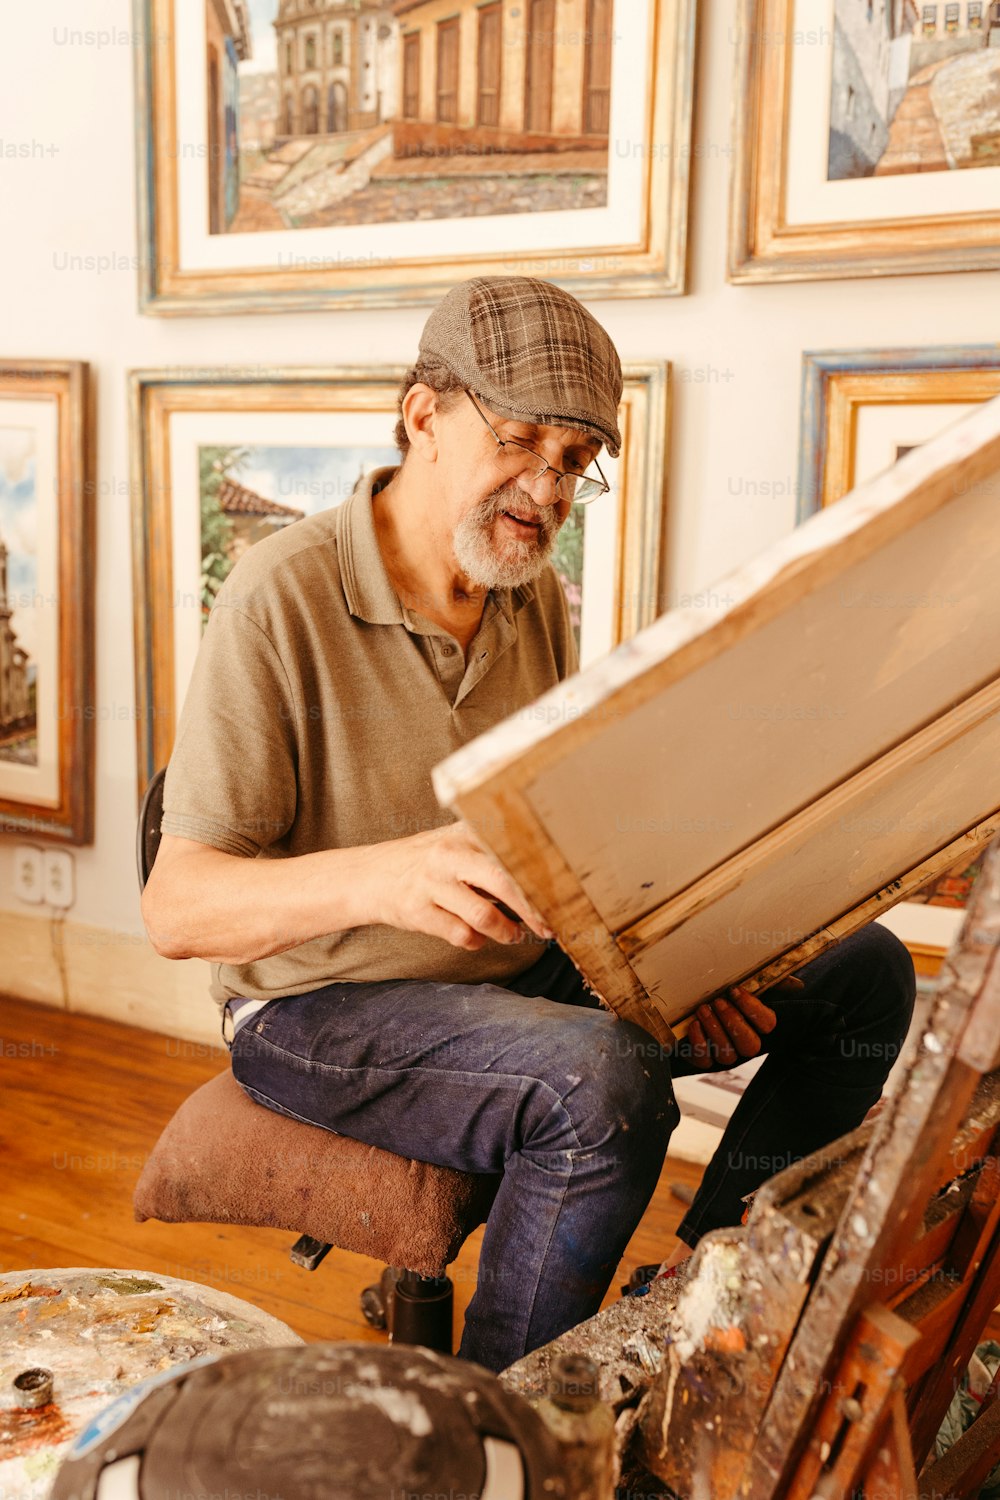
[504,834,1000,1499]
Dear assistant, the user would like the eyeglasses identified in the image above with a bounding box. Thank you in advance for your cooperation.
[464,390,610,505]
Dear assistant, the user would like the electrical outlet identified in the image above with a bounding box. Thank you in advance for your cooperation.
[42,849,75,910]
[14,845,43,904]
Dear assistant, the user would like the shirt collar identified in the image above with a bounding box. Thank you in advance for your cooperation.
[338,467,537,625]
[338,467,407,625]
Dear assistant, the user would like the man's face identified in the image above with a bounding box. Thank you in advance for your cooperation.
[444,398,603,591]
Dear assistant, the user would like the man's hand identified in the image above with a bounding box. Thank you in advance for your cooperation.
[672,978,804,1073]
[356,820,555,951]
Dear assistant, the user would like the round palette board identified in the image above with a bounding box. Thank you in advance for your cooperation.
[0,1267,301,1500]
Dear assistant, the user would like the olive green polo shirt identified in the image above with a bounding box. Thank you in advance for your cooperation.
[161,467,579,1011]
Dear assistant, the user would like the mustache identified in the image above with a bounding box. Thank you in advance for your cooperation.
[480,484,556,532]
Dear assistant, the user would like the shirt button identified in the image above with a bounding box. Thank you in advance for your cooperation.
[441,644,456,657]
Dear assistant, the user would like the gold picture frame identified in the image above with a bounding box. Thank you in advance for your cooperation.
[129,362,670,798]
[730,0,1000,283]
[134,0,697,313]
[0,360,95,844]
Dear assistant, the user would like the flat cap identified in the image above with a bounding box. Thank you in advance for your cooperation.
[419,275,623,457]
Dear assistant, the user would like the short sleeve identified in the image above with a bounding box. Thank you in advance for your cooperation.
[161,599,298,857]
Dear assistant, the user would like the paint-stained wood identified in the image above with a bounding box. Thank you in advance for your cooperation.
[739,839,1000,1498]
[508,1114,869,1491]
[865,1388,919,1500]
[781,1305,920,1500]
[435,393,1000,1038]
[504,840,1000,1499]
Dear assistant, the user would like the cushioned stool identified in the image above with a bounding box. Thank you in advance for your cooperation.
[134,767,499,1351]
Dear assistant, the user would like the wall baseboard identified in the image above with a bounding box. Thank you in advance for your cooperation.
[0,906,220,1045]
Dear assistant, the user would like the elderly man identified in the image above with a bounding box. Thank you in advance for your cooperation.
[142,276,915,1374]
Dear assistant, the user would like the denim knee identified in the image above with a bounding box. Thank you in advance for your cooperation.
[849,922,917,1046]
[565,1016,679,1155]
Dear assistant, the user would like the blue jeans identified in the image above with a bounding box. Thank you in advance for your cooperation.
[227,923,914,1373]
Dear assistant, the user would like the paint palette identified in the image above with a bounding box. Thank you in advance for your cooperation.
[0,1268,299,1500]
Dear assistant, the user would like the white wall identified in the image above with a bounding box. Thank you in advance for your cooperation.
[1,0,998,1022]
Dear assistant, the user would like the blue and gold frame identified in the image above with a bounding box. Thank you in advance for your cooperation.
[797,345,1000,522]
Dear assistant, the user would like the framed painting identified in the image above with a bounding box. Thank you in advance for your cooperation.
[0,360,95,845]
[129,361,669,796]
[797,343,1000,968]
[132,0,696,314]
[730,0,1000,282]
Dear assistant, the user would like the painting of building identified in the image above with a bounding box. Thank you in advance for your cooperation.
[239,69,281,150]
[274,0,398,137]
[217,476,305,560]
[217,0,614,230]
[392,0,613,151]
[0,533,34,751]
[0,423,39,767]
[829,0,919,178]
[830,0,1000,177]
[911,0,1000,67]
[199,441,397,622]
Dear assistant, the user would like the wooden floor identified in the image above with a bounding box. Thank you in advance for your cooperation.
[0,994,704,1348]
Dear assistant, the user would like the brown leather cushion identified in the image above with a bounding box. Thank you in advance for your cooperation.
[134,1071,500,1276]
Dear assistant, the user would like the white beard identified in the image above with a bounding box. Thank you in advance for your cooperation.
[452,483,562,590]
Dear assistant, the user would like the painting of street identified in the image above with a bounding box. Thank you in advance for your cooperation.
[207,0,614,232]
[0,426,38,766]
[829,0,1000,178]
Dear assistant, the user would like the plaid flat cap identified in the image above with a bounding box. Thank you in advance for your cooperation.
[419,276,623,456]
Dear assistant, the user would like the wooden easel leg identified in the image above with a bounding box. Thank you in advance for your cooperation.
[864,1388,919,1500]
[783,1305,919,1500]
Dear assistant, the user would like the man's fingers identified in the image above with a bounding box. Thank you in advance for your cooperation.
[451,884,524,945]
[463,857,554,941]
[500,876,554,940]
[686,1019,712,1069]
[427,907,486,952]
[712,998,762,1058]
[728,986,778,1034]
[696,1004,738,1068]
